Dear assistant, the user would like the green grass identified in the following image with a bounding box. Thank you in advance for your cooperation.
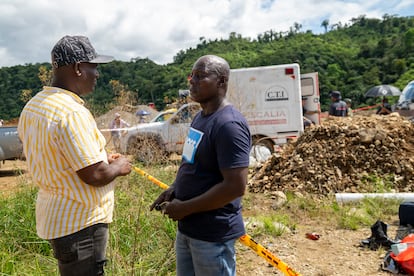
[0,164,178,275]
[0,162,403,275]
[0,186,55,275]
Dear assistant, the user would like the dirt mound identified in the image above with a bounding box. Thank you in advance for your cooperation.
[249,113,414,195]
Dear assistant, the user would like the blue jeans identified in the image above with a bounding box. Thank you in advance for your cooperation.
[49,223,108,276]
[175,230,237,276]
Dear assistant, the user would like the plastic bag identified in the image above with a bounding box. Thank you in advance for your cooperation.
[391,234,414,275]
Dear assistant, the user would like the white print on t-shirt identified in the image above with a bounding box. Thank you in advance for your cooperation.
[182,127,204,163]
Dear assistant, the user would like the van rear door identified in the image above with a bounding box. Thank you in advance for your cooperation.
[301,72,320,125]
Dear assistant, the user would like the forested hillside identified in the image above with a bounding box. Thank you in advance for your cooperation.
[1,14,414,120]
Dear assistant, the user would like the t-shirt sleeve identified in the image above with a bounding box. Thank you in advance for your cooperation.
[58,109,106,171]
[215,121,251,169]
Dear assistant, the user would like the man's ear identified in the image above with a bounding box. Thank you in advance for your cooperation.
[74,63,82,76]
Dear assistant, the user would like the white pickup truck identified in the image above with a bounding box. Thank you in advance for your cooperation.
[119,103,201,163]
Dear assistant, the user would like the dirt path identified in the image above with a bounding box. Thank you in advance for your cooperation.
[236,193,399,276]
[236,222,397,275]
[0,159,30,197]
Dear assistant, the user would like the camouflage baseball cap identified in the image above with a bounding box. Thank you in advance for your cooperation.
[51,35,114,68]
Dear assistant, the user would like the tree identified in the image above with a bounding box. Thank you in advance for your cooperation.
[38,66,52,86]
[293,22,302,33]
[404,28,414,54]
[321,19,329,33]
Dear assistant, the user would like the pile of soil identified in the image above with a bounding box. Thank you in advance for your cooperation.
[249,113,414,195]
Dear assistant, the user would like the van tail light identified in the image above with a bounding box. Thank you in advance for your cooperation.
[285,68,294,75]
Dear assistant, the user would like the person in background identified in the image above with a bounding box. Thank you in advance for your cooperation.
[138,114,147,123]
[301,96,318,128]
[17,35,132,276]
[0,119,3,127]
[344,98,353,117]
[150,55,251,276]
[329,90,348,117]
[135,110,150,123]
[302,114,313,128]
[109,112,130,152]
[376,97,392,115]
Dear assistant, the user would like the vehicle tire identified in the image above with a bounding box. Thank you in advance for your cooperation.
[253,137,274,153]
[250,137,274,163]
[128,136,166,165]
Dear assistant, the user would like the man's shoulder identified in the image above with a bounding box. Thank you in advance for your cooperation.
[225,105,247,118]
[221,106,249,127]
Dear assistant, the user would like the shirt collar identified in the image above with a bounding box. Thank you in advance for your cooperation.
[43,86,85,105]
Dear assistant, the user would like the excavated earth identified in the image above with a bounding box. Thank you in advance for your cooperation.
[249,113,414,195]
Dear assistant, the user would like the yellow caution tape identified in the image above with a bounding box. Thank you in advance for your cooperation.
[133,166,302,276]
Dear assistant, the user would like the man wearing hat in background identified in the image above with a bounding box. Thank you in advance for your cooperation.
[109,112,130,152]
[329,90,348,117]
[18,35,132,276]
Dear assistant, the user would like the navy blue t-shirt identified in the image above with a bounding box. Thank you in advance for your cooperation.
[175,105,251,242]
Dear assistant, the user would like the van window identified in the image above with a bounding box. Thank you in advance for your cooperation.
[301,77,314,97]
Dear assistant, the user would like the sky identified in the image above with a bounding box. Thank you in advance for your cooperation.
[1,0,414,68]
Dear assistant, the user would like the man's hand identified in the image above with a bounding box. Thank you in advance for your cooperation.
[77,154,132,186]
[108,153,121,163]
[150,187,175,211]
[163,199,188,221]
[111,155,132,176]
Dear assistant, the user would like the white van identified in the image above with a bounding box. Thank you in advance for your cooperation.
[227,63,320,152]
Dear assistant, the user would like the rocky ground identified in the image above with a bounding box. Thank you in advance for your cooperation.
[249,113,414,195]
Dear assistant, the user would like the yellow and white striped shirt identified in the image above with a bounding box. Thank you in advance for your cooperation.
[18,86,114,239]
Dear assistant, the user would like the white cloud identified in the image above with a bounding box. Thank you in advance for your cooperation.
[0,0,413,68]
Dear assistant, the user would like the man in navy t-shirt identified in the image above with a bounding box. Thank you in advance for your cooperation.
[151,55,251,276]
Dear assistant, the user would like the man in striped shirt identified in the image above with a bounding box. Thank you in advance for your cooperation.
[18,35,132,276]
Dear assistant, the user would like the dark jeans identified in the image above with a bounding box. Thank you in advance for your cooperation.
[49,223,109,276]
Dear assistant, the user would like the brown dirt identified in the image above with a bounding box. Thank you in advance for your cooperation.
[0,159,31,197]
[250,113,414,195]
[236,192,399,276]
